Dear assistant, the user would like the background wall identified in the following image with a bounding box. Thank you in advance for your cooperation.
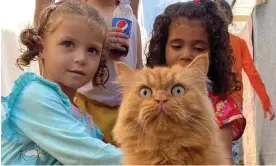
[1,0,39,96]
[252,0,276,164]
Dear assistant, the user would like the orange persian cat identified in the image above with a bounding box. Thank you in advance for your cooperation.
[113,54,231,165]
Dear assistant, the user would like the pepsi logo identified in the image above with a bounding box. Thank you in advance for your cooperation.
[116,20,128,32]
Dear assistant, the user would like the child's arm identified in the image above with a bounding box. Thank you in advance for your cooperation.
[33,0,51,27]
[240,38,274,119]
[209,91,246,141]
[11,82,122,165]
[130,0,139,19]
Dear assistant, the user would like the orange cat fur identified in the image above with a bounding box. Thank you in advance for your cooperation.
[113,54,231,165]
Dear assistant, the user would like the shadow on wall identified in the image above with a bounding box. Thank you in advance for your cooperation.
[1,29,39,96]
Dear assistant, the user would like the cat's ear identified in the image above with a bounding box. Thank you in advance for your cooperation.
[115,62,135,83]
[185,53,209,76]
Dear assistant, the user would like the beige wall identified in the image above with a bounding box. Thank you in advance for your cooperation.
[237,18,257,165]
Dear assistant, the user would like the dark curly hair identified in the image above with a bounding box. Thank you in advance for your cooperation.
[219,0,233,25]
[16,1,109,86]
[146,0,241,96]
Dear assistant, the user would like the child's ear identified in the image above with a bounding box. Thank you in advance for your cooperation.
[185,53,209,76]
[115,62,135,84]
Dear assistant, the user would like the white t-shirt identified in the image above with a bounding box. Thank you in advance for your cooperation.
[78,15,138,107]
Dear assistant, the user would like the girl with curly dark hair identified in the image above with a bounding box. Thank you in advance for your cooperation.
[146,0,246,163]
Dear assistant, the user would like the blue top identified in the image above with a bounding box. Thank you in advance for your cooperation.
[1,72,122,165]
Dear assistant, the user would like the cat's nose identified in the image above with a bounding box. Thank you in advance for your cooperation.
[155,99,168,105]
[154,93,168,104]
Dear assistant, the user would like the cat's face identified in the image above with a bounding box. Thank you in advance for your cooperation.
[116,54,212,135]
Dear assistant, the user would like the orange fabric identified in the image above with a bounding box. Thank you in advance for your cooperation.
[230,34,272,110]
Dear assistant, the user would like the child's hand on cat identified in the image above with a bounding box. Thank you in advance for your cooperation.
[264,106,275,121]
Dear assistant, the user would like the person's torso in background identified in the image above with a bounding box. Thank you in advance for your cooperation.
[78,13,138,107]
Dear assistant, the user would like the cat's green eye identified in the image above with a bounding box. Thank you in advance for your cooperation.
[171,85,185,96]
[139,88,152,98]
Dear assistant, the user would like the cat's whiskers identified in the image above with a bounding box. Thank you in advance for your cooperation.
[141,105,160,125]
[137,129,142,149]
[184,119,206,147]
[186,115,214,147]
[174,104,209,121]
[172,105,210,137]
[123,114,145,150]
[185,111,209,121]
[163,105,202,136]
[137,111,152,149]
[124,113,139,131]
[176,122,180,137]
[181,115,205,136]
[140,119,148,145]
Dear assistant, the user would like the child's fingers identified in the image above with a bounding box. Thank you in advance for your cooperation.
[270,112,275,121]
[110,43,126,51]
[268,107,275,121]
[108,31,129,39]
[107,29,129,53]
[109,28,129,39]
[264,107,275,121]
[264,109,267,118]
[110,37,129,47]
[110,27,123,32]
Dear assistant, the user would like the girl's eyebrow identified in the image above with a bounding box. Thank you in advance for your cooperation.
[169,38,208,45]
[59,35,103,50]
[191,40,209,45]
[59,35,79,43]
[169,38,183,43]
